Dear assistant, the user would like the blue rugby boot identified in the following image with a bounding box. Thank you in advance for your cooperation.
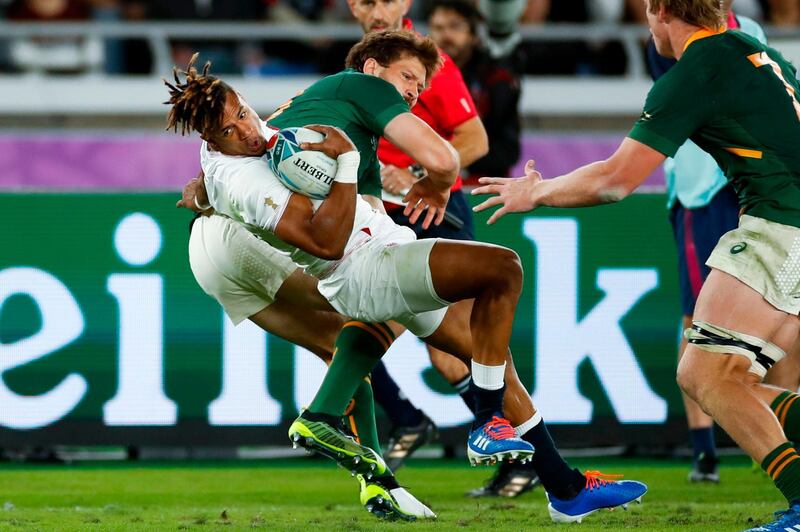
[547,470,647,523]
[744,503,800,531]
[467,415,535,466]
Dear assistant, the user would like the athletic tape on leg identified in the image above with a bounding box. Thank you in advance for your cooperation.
[684,321,786,378]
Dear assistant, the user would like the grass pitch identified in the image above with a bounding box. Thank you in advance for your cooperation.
[0,455,785,531]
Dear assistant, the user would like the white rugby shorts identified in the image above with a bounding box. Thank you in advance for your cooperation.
[319,236,449,338]
[189,214,298,324]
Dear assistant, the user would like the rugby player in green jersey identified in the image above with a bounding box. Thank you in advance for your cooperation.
[474,0,800,529]
[268,32,457,227]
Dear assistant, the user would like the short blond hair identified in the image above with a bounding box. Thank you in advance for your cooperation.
[648,0,725,29]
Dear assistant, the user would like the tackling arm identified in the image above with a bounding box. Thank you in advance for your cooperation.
[382,112,461,229]
[473,138,666,224]
[383,112,460,189]
[533,138,665,207]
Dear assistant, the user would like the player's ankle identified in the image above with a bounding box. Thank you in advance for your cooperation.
[300,410,340,427]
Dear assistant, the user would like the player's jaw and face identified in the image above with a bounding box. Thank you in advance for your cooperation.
[364,55,426,108]
[428,8,476,66]
[205,91,267,157]
[645,0,674,58]
[347,0,410,33]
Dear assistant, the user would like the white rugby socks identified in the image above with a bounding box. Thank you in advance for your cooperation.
[471,360,506,390]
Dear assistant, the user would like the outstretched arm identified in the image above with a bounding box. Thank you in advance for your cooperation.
[472,137,666,224]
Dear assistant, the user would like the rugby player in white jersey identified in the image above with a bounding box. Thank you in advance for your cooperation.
[166,49,649,522]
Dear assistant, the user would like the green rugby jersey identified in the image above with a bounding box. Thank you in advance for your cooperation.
[629,29,800,227]
[268,69,410,198]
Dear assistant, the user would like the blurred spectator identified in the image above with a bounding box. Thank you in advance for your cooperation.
[0,0,13,16]
[6,0,104,74]
[520,0,646,23]
[765,0,800,24]
[82,0,153,74]
[148,0,267,75]
[115,1,153,74]
[516,0,645,75]
[239,42,317,75]
[428,0,522,182]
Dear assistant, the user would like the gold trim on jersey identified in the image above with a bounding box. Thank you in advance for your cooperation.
[724,147,764,159]
[748,51,800,122]
[683,27,726,52]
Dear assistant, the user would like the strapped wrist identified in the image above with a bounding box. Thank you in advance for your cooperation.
[334,151,360,184]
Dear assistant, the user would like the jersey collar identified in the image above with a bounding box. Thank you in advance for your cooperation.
[683,26,726,52]
[261,120,279,150]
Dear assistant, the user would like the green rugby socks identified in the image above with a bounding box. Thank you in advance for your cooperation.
[345,378,382,455]
[771,391,800,442]
[763,442,800,503]
[308,321,394,418]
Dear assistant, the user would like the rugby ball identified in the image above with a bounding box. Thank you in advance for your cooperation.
[267,127,338,200]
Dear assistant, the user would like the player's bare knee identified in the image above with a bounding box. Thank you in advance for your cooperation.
[491,247,523,296]
[676,365,701,401]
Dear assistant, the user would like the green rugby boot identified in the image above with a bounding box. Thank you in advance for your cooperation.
[288,413,387,477]
[357,474,436,521]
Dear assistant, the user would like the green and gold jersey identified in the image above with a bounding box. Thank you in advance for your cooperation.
[629,29,800,227]
[267,69,410,198]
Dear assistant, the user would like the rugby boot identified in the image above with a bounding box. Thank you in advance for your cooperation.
[547,470,647,523]
[688,452,720,483]
[384,414,438,471]
[288,413,387,478]
[357,474,436,521]
[467,414,535,466]
[743,503,800,531]
[467,459,541,498]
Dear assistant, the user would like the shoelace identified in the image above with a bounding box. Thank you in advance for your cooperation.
[584,470,624,491]
[484,416,517,440]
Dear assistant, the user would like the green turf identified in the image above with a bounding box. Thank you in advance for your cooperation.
[0,456,787,531]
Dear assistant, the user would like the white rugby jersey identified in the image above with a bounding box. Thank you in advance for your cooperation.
[199,123,410,279]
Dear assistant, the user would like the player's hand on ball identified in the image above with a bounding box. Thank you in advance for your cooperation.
[403,176,450,230]
[472,160,542,224]
[176,171,213,214]
[299,124,356,159]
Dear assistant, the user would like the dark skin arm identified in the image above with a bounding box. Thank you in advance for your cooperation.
[176,170,212,213]
[273,124,358,261]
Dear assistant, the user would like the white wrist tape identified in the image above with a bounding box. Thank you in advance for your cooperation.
[334,151,360,184]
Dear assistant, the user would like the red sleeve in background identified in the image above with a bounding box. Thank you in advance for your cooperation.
[378,50,478,203]
[426,53,479,131]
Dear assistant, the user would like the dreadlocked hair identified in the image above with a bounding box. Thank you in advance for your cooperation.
[164,53,234,136]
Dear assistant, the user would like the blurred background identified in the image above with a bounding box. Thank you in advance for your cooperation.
[0,0,799,462]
